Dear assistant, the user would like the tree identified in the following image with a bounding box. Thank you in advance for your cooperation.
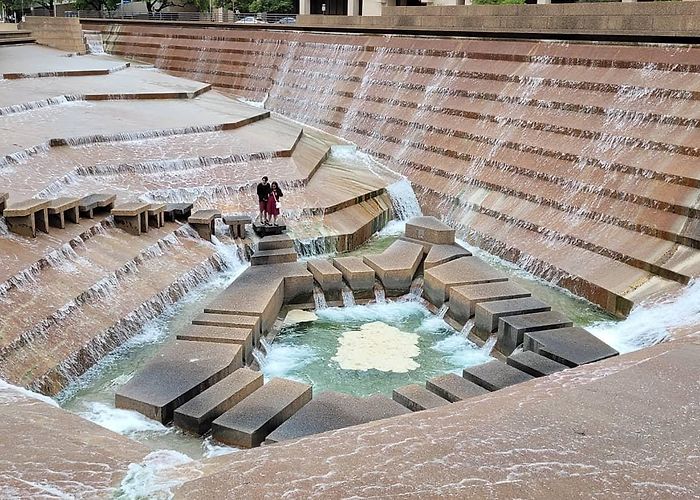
[144,0,191,13]
[73,0,118,12]
[236,0,291,12]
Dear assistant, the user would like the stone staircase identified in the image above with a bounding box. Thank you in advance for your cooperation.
[0,29,35,46]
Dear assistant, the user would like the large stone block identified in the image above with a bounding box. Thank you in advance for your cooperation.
[424,244,471,270]
[497,311,573,355]
[405,216,455,245]
[463,360,534,391]
[176,325,254,363]
[392,383,451,411]
[474,297,552,337]
[266,391,409,443]
[333,256,375,292]
[423,256,508,306]
[192,312,261,341]
[506,351,568,378]
[115,341,243,423]
[449,281,532,324]
[258,234,295,251]
[251,248,297,266]
[362,239,424,294]
[524,327,619,367]
[307,259,344,292]
[212,378,312,448]
[426,373,489,402]
[173,367,263,435]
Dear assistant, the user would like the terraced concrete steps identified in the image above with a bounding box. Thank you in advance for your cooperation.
[307,259,343,293]
[423,244,471,270]
[173,367,263,435]
[212,377,312,448]
[191,313,261,340]
[497,311,574,355]
[506,350,569,378]
[362,239,423,294]
[115,340,243,423]
[474,297,552,337]
[392,383,451,411]
[251,247,297,266]
[257,234,294,251]
[463,360,535,391]
[524,327,620,367]
[176,325,254,362]
[266,391,410,443]
[424,256,509,305]
[333,256,375,293]
[425,373,489,402]
[449,281,532,324]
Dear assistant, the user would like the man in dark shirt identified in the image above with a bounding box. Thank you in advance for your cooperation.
[257,176,272,224]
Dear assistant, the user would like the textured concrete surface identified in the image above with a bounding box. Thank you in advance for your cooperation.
[506,350,569,377]
[426,372,490,402]
[424,243,471,270]
[463,359,535,391]
[524,327,620,367]
[363,239,423,293]
[257,234,294,251]
[176,325,254,362]
[497,310,574,355]
[424,256,508,305]
[251,247,298,266]
[307,259,344,292]
[393,383,451,411]
[405,216,456,245]
[449,281,531,323]
[333,256,375,292]
[474,296,553,336]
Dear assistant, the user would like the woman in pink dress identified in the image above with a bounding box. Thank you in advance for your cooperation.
[266,181,283,226]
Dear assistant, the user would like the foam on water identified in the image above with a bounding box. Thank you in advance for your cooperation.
[256,342,317,381]
[432,333,491,369]
[115,450,194,500]
[78,402,169,436]
[0,378,59,407]
[316,300,426,324]
[588,280,700,353]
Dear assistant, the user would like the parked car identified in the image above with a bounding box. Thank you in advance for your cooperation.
[276,16,296,24]
[235,16,262,23]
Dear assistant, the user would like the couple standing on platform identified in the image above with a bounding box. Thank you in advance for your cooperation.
[256,176,284,226]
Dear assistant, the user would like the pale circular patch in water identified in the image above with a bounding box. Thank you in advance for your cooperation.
[332,321,420,373]
[284,309,318,325]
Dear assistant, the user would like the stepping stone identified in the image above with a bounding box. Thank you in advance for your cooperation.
[253,216,286,236]
[333,256,375,293]
[506,351,569,377]
[251,247,297,266]
[266,392,410,443]
[173,367,263,435]
[424,244,471,270]
[426,373,489,402]
[307,259,343,293]
[3,199,50,238]
[192,313,261,341]
[449,281,531,324]
[147,203,166,229]
[405,216,455,245]
[164,202,193,221]
[463,360,535,391]
[223,214,252,238]
[392,383,450,411]
[115,341,243,423]
[188,209,221,241]
[524,327,619,367]
[212,377,312,448]
[424,256,508,306]
[176,325,254,363]
[474,297,552,337]
[112,202,150,236]
[47,197,80,229]
[362,239,424,294]
[258,234,294,251]
[497,311,573,355]
[79,193,116,218]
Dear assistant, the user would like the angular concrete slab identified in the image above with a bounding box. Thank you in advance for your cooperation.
[362,239,424,294]
[307,259,344,292]
[192,312,261,339]
[333,256,375,292]
[266,392,410,443]
[524,327,619,367]
[173,367,263,435]
[424,256,509,306]
[424,244,472,270]
[449,281,532,324]
[426,372,489,402]
[392,383,451,411]
[251,247,297,266]
[474,297,553,337]
[115,341,243,423]
[405,216,455,245]
[506,350,569,377]
[497,311,574,355]
[176,325,254,363]
[258,234,294,251]
[212,378,312,448]
[463,360,535,391]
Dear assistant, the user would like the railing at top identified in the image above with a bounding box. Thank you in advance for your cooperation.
[63,10,297,24]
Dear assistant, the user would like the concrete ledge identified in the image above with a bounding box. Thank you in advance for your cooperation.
[524,327,619,367]
[251,248,297,266]
[333,256,375,293]
[393,383,450,411]
[426,373,489,403]
[449,281,531,324]
[258,234,294,251]
[463,360,534,391]
[506,350,568,378]
[362,239,423,294]
[192,313,261,342]
[424,256,508,306]
[424,244,471,270]
[497,311,573,356]
[405,216,455,245]
[474,297,552,338]
[176,325,254,363]
[307,259,344,292]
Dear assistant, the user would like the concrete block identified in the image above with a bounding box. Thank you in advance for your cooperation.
[47,197,79,229]
[463,360,534,391]
[115,341,243,423]
[362,239,423,294]
[497,311,573,355]
[176,325,254,363]
[192,313,261,341]
[164,202,193,221]
[424,256,508,306]
[506,350,568,377]
[78,193,115,218]
[449,281,531,324]
[524,327,619,367]
[333,256,375,292]
[258,234,294,251]
[426,373,489,402]
[405,216,455,245]
[392,383,451,411]
[173,367,263,435]
[424,244,471,270]
[188,209,221,241]
[112,202,150,236]
[307,259,344,292]
[474,297,552,337]
[251,248,298,266]
[266,391,409,443]
[212,378,312,448]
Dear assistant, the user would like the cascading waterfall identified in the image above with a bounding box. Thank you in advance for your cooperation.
[460,319,475,336]
[480,335,497,355]
[83,31,105,54]
[341,286,356,307]
[436,304,449,319]
[373,282,386,304]
[313,284,328,310]
[386,178,422,221]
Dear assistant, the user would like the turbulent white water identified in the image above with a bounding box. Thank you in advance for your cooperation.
[386,178,422,220]
[588,280,700,353]
[115,450,195,500]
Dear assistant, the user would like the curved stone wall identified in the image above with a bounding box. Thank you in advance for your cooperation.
[97,22,700,316]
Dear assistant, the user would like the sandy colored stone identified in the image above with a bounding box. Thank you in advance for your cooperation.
[449,281,532,323]
[362,239,424,293]
[307,259,344,292]
[497,311,573,355]
[392,383,450,411]
[424,243,471,270]
[405,216,455,245]
[424,256,509,306]
[333,256,376,292]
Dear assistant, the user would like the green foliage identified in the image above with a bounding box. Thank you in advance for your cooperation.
[234,0,292,13]
[73,0,118,10]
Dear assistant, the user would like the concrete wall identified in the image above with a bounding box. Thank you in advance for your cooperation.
[20,17,85,53]
[299,1,700,36]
